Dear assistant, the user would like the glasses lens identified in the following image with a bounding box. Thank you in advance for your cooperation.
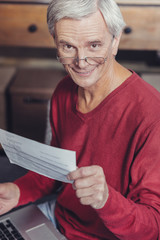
[86,57,105,65]
[58,57,75,64]
[57,57,106,65]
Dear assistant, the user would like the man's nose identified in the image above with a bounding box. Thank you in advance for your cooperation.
[75,57,89,68]
[76,50,89,68]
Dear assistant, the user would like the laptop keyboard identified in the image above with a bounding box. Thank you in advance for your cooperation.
[0,219,24,240]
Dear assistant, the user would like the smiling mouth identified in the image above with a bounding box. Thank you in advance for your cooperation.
[72,67,95,76]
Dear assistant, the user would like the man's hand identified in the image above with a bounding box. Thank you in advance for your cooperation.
[68,166,109,209]
[0,182,20,215]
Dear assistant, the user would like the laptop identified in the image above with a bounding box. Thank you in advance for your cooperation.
[0,204,67,240]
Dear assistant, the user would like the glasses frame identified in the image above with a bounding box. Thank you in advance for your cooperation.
[57,56,107,65]
[56,35,115,66]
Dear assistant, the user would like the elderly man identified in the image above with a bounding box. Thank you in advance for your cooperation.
[0,0,160,239]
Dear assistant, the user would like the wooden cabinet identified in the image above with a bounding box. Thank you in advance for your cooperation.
[0,1,160,50]
[0,67,16,130]
[120,6,160,50]
[0,3,53,48]
[9,68,66,143]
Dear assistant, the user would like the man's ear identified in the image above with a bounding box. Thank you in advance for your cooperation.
[112,32,122,56]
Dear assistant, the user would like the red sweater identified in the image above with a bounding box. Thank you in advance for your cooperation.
[15,72,160,240]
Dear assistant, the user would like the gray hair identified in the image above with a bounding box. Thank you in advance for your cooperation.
[47,0,126,38]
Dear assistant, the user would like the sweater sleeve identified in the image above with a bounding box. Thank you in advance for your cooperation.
[96,122,160,240]
[14,171,60,206]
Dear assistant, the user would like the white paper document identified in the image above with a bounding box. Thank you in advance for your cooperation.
[0,129,76,183]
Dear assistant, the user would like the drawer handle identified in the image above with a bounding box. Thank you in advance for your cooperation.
[124,26,132,34]
[28,24,38,33]
[23,97,48,104]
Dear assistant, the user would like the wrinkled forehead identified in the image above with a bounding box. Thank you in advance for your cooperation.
[54,10,110,42]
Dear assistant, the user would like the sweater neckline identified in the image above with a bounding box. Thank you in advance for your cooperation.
[73,71,138,121]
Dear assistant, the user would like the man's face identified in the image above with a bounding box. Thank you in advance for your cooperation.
[55,11,118,89]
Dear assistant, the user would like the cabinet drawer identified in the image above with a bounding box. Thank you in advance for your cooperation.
[0,4,160,50]
[120,6,160,50]
[0,4,54,48]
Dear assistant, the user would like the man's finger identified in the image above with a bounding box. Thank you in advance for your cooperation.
[68,165,103,181]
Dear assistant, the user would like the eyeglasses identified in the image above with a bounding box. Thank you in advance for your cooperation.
[57,56,107,65]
